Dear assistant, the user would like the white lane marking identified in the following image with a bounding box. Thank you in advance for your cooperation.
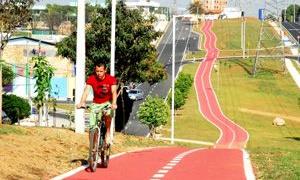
[162,166,173,170]
[151,148,202,180]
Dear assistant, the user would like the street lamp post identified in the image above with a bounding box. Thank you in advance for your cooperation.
[171,14,186,144]
[171,15,176,144]
[75,0,86,134]
[297,35,300,63]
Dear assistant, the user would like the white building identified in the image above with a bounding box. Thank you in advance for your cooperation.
[220,7,242,19]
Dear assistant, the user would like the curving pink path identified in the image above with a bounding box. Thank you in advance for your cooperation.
[195,21,249,148]
[55,21,252,180]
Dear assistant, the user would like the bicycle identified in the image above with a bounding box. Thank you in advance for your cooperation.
[80,104,111,172]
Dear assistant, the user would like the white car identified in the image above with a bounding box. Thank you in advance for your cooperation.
[128,89,144,101]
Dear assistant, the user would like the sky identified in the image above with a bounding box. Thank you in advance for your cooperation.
[36,0,300,17]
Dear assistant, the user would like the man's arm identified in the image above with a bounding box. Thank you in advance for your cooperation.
[111,84,117,110]
[76,85,92,108]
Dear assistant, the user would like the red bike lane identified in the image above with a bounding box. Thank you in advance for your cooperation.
[53,21,254,180]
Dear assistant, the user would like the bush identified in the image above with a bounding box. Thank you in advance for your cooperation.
[168,89,186,109]
[168,73,193,109]
[2,63,15,86]
[3,94,31,124]
[137,96,170,137]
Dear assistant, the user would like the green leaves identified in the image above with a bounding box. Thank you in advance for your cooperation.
[0,0,36,50]
[32,56,54,108]
[57,1,166,84]
[137,96,170,136]
[168,73,193,109]
[1,62,15,86]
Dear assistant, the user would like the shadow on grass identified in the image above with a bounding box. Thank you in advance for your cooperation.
[71,159,88,166]
[229,59,252,75]
[285,137,300,141]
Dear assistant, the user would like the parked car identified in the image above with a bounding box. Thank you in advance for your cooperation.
[128,89,144,101]
[2,111,11,124]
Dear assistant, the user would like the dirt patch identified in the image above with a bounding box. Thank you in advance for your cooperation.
[239,108,300,122]
[0,125,170,179]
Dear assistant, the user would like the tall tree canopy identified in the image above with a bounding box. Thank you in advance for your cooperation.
[285,4,300,22]
[57,1,167,85]
[0,0,37,54]
[189,1,204,15]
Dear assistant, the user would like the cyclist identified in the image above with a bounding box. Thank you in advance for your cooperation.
[76,62,117,147]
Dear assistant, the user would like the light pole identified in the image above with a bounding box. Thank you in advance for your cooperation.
[297,35,300,63]
[294,0,296,23]
[171,14,186,144]
[75,0,86,134]
[171,15,177,144]
[110,0,116,142]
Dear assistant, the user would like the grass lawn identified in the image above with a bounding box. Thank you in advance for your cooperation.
[0,125,174,179]
[212,58,300,179]
[160,64,219,144]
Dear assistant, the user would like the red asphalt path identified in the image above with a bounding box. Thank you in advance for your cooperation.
[54,21,253,180]
[195,21,249,148]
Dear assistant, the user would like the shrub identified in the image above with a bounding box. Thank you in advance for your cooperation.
[137,96,170,137]
[168,89,186,109]
[168,73,193,109]
[3,94,31,124]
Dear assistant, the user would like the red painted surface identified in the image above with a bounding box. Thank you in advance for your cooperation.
[61,21,251,180]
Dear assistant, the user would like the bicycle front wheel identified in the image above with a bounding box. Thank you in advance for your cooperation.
[89,128,100,172]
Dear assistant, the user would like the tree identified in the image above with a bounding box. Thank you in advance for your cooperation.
[0,0,37,55]
[0,0,37,124]
[40,4,77,32]
[286,4,300,22]
[57,1,166,85]
[189,1,204,15]
[32,56,54,125]
[3,94,30,124]
[2,63,15,86]
[137,96,170,137]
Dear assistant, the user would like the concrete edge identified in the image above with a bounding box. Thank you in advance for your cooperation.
[242,149,256,180]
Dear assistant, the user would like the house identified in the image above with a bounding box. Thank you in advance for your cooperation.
[2,36,75,101]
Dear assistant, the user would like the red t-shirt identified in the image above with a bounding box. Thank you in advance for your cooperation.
[86,74,117,104]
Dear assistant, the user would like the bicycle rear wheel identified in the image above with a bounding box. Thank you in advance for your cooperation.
[89,128,100,172]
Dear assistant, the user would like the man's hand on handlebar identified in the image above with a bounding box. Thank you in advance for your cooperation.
[111,103,117,110]
[76,102,86,109]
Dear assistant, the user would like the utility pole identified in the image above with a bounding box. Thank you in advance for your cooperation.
[75,0,86,134]
[110,0,116,142]
[253,0,286,76]
[241,11,246,58]
[294,0,296,23]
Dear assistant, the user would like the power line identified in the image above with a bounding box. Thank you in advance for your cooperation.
[253,0,286,76]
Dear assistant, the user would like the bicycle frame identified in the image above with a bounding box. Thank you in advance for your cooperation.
[87,104,111,171]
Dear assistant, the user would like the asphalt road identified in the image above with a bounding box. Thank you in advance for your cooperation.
[123,20,200,136]
[282,21,300,42]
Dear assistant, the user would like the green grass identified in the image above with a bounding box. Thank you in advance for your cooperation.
[212,59,300,179]
[161,63,219,144]
[0,125,27,135]
[171,17,300,179]
[189,18,284,59]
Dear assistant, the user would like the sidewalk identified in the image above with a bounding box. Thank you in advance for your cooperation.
[269,21,300,88]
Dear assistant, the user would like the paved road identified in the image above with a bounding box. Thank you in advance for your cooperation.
[123,20,199,136]
[282,21,300,42]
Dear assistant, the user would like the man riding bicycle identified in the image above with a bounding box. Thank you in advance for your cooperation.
[76,62,117,147]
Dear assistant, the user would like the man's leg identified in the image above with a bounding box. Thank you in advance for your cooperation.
[104,115,112,145]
